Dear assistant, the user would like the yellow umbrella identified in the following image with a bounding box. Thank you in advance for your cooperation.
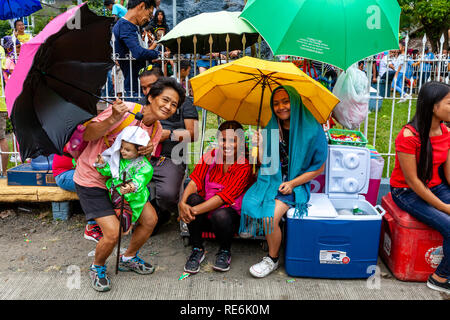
[190,56,340,128]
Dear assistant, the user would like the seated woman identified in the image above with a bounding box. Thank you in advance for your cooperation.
[74,77,185,292]
[240,85,328,278]
[178,121,254,274]
[390,81,450,294]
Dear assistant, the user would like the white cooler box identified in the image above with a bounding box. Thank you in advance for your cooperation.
[284,145,385,279]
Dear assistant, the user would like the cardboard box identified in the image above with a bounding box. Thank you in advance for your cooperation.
[7,163,57,187]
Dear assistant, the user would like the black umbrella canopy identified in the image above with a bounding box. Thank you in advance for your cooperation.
[10,4,115,160]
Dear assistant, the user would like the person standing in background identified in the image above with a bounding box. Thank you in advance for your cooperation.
[152,0,161,17]
[113,0,159,101]
[378,50,396,97]
[13,20,31,44]
[104,0,128,21]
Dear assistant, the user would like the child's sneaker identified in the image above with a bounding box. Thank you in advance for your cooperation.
[213,249,231,272]
[118,254,155,275]
[184,247,205,274]
[89,264,111,292]
[84,223,103,243]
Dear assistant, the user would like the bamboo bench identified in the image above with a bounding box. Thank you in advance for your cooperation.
[0,178,78,220]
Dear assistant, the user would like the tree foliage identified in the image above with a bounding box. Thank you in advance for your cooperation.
[398,0,450,51]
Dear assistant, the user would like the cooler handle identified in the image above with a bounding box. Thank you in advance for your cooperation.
[375,205,386,217]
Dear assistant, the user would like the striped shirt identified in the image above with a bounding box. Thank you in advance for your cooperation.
[190,149,254,205]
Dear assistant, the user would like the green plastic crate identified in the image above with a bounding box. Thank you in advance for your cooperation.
[327,129,368,147]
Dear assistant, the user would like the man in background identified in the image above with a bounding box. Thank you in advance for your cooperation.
[104,0,128,21]
[113,0,159,101]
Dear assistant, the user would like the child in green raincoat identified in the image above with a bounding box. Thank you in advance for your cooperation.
[94,126,154,234]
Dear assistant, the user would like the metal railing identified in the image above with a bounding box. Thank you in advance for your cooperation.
[1,32,449,178]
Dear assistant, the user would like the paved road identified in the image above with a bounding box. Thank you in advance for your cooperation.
[0,218,447,301]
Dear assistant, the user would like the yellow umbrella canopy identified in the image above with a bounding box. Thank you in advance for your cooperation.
[190,56,340,127]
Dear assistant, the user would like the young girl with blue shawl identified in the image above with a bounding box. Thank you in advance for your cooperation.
[240,85,328,278]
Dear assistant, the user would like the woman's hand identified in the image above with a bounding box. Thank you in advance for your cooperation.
[279,181,294,195]
[111,99,128,123]
[178,201,195,223]
[138,141,155,157]
[160,129,171,142]
[444,204,450,215]
[251,130,263,148]
[120,182,135,195]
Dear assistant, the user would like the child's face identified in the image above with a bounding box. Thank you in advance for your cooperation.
[120,141,139,160]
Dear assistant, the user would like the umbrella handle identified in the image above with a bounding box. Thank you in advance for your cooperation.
[98,97,144,121]
[251,145,258,174]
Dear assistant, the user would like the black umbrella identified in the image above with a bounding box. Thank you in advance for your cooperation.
[6,4,116,160]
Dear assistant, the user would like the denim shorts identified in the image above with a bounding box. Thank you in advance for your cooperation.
[55,169,76,192]
[275,191,295,208]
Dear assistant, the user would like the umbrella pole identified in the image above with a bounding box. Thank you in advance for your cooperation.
[115,171,131,275]
[253,77,266,173]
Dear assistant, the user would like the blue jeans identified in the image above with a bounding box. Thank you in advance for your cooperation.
[391,72,407,96]
[55,169,76,192]
[379,70,396,98]
[391,184,450,279]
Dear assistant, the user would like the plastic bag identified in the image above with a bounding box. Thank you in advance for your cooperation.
[332,64,369,130]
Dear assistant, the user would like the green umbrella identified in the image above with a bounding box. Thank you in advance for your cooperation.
[240,0,401,70]
[158,11,260,55]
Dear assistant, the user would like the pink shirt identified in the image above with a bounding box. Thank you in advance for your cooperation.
[73,103,162,189]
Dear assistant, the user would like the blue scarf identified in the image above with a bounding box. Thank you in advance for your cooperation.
[240,85,328,236]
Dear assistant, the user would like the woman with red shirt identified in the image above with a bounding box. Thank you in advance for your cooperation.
[390,81,450,294]
[178,121,254,274]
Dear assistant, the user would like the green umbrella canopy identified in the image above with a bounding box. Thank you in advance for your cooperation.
[158,11,260,55]
[240,0,401,70]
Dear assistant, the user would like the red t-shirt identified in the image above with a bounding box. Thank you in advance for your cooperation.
[390,123,449,188]
[52,153,75,178]
[190,149,254,205]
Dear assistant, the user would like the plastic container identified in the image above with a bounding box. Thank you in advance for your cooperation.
[327,128,368,147]
[380,193,443,282]
[7,163,57,187]
[361,146,384,206]
[31,155,54,171]
[285,145,385,279]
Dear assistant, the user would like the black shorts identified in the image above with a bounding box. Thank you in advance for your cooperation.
[75,183,115,221]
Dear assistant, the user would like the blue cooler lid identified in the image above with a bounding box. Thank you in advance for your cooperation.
[325,145,370,199]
